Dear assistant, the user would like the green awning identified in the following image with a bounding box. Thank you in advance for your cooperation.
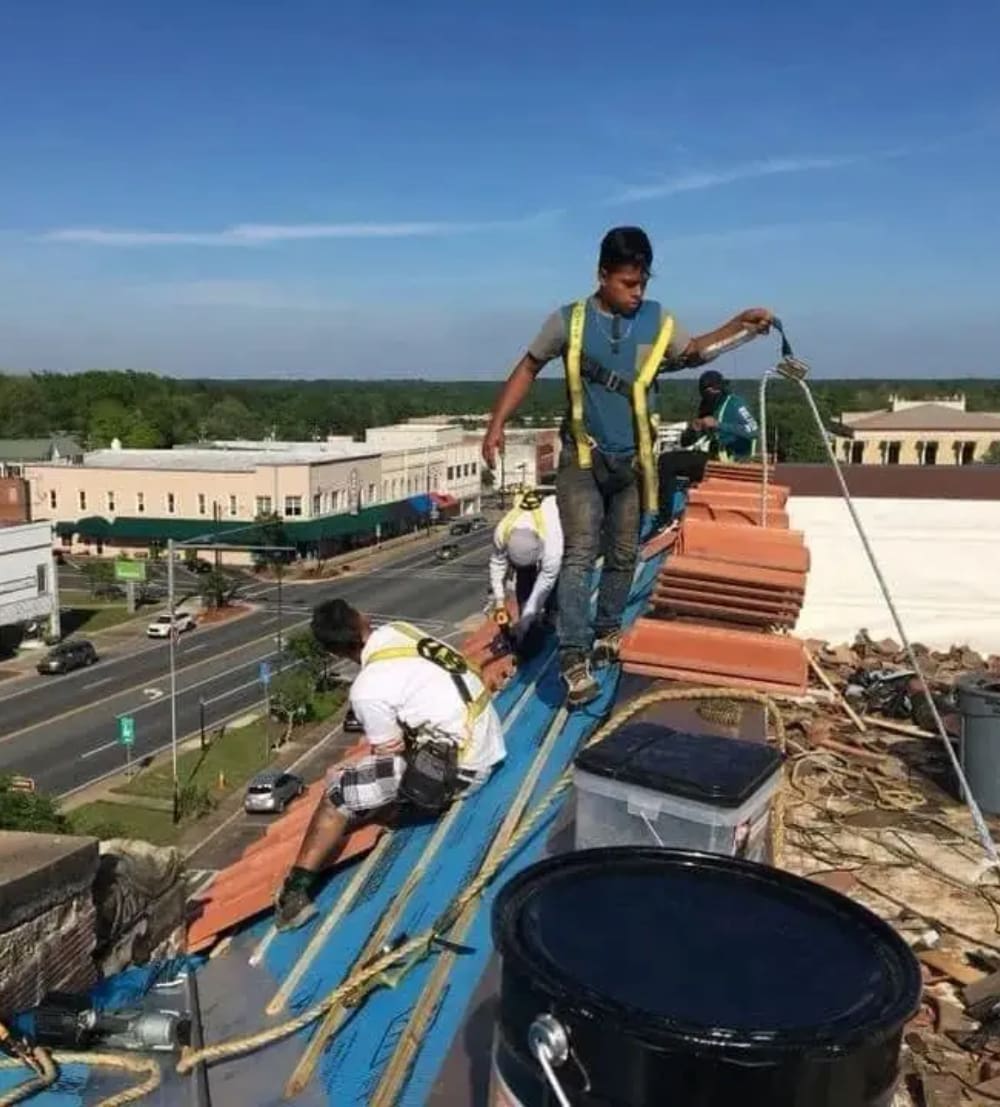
[66,515,257,543]
[61,502,421,546]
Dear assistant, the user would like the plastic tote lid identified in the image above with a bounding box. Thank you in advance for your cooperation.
[575,722,782,807]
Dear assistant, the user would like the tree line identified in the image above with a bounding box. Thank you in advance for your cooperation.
[2,370,1000,463]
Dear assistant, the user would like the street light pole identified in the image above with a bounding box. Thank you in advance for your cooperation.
[167,538,179,822]
[276,558,284,660]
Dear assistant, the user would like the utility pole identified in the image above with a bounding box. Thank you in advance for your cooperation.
[275,557,284,660]
[212,502,221,573]
[167,539,179,823]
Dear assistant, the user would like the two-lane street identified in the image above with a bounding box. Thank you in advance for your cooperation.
[0,530,495,795]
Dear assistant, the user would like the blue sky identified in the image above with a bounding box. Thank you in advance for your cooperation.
[2,0,999,378]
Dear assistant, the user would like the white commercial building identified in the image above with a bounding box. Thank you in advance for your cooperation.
[0,521,58,638]
[365,424,481,513]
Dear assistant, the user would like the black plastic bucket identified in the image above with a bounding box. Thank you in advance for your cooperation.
[490,848,920,1106]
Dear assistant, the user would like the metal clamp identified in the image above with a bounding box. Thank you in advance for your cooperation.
[528,1014,572,1107]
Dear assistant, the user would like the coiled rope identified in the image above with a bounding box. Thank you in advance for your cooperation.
[0,1049,160,1107]
[176,685,786,1076]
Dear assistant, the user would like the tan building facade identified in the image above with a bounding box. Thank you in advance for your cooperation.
[834,395,1000,466]
[25,441,454,562]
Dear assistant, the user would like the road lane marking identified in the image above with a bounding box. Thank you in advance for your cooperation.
[183,643,208,653]
[82,739,118,759]
[83,677,112,689]
[0,616,313,746]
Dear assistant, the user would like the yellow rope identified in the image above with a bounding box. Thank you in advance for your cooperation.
[176,685,786,1077]
[0,1049,159,1107]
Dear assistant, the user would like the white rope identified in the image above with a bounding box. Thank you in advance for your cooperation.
[758,368,779,526]
[760,364,1000,870]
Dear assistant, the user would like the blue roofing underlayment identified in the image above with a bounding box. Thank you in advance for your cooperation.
[3,540,668,1106]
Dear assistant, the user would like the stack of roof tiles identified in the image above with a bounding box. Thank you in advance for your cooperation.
[622,461,809,694]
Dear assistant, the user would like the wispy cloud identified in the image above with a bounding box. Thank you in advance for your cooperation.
[610,154,861,204]
[41,211,560,247]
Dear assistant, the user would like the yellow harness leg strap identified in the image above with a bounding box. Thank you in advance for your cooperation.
[566,300,592,469]
[634,313,675,514]
[364,623,491,747]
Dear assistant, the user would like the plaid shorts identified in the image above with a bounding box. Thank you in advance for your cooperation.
[327,755,405,815]
[326,754,487,815]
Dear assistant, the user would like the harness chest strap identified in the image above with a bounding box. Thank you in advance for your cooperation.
[363,622,491,748]
[566,299,675,514]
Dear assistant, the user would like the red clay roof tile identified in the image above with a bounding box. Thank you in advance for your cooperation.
[621,618,807,692]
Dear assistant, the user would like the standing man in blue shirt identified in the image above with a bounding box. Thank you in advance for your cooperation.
[481,227,772,706]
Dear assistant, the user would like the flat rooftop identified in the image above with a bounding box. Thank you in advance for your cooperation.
[32,444,381,472]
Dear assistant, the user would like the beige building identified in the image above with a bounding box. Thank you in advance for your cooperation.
[25,439,459,562]
[834,395,1000,466]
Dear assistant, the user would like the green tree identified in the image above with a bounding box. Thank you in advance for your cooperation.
[87,398,132,447]
[284,629,330,685]
[982,441,1000,465]
[81,559,115,594]
[0,777,71,833]
[125,411,167,448]
[269,669,315,745]
[0,376,51,436]
[203,397,261,440]
[197,568,242,609]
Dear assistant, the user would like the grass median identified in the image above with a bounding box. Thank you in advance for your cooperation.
[67,685,346,845]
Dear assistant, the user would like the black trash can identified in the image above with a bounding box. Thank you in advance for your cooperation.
[491,848,920,1107]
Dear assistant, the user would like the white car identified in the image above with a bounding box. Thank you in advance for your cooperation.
[146,612,197,639]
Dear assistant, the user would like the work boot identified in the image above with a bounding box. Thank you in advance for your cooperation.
[561,653,600,709]
[592,630,623,668]
[274,872,318,931]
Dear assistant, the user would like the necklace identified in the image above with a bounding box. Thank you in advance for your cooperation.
[593,311,634,355]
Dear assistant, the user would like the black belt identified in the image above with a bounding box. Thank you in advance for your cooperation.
[580,356,633,398]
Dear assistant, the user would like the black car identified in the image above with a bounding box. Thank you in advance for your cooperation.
[186,558,214,574]
[37,639,98,675]
[343,705,363,733]
[94,582,126,600]
[436,543,460,562]
[449,519,473,536]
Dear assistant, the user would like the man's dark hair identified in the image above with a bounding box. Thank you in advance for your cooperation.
[311,597,363,655]
[599,226,653,275]
[698,369,727,394]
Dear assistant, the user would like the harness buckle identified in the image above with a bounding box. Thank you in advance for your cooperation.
[604,369,622,393]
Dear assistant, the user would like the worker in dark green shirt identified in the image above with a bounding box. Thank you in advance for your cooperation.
[681,369,759,461]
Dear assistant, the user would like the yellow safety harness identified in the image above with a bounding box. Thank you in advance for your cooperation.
[364,621,491,749]
[566,299,675,514]
[498,489,545,545]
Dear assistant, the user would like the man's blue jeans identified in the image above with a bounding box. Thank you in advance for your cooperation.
[555,448,641,663]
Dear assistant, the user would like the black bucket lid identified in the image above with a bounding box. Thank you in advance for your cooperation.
[575,722,782,807]
[493,849,921,1059]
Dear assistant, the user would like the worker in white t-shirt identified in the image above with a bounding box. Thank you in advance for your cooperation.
[488,489,563,647]
[275,598,505,931]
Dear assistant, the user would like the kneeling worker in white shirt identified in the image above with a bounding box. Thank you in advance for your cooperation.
[275,597,506,931]
[488,490,563,648]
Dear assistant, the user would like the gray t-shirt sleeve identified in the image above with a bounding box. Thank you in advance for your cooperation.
[659,308,693,372]
[526,310,566,366]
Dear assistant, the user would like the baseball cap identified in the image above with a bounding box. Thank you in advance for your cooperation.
[507,527,543,568]
[698,369,726,392]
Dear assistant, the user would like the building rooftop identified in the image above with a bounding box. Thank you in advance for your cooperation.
[839,392,1000,433]
[0,436,82,462]
[31,443,380,472]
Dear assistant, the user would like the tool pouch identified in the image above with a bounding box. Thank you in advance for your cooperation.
[399,738,460,813]
[591,449,637,494]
